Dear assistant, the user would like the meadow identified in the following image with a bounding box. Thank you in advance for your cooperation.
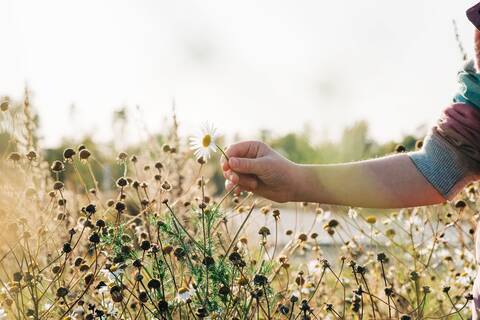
[0,92,477,319]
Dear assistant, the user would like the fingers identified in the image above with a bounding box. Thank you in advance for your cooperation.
[228,157,265,175]
[225,140,262,159]
[224,170,258,191]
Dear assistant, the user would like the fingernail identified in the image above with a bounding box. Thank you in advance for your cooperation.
[227,171,237,183]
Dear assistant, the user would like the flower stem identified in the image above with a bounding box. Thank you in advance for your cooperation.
[216,144,229,161]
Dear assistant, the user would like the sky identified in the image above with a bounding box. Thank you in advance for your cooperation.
[0,0,479,147]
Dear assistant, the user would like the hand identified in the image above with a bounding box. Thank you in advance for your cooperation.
[221,140,299,203]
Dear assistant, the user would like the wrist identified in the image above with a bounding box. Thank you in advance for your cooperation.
[290,164,323,203]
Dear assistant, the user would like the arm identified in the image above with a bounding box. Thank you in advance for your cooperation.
[294,154,445,208]
[222,140,446,208]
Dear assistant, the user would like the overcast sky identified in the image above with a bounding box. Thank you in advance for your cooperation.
[0,0,478,147]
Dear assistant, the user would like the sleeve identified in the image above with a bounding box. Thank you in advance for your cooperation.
[408,63,480,200]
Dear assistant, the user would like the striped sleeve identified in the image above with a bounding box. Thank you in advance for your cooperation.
[408,65,480,199]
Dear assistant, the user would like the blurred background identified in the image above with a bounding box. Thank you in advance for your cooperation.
[0,0,478,151]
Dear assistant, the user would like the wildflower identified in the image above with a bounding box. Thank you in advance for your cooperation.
[348,208,358,219]
[101,268,124,284]
[176,286,194,303]
[366,216,377,224]
[386,228,396,238]
[455,273,471,287]
[308,260,322,275]
[95,286,108,299]
[189,122,219,160]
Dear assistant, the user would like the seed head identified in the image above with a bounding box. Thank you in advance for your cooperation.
[116,177,128,188]
[53,181,64,191]
[63,148,76,160]
[162,181,171,191]
[147,279,161,290]
[115,201,126,213]
[416,140,424,150]
[297,233,311,244]
[51,160,64,172]
[89,232,100,244]
[26,150,37,161]
[8,152,21,162]
[79,149,91,160]
[140,240,151,251]
[253,274,268,286]
[395,144,406,153]
[0,97,9,111]
[110,286,123,302]
[455,200,466,209]
[56,287,69,298]
[117,152,128,161]
[258,226,270,237]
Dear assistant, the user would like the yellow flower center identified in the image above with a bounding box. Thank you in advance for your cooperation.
[202,134,212,148]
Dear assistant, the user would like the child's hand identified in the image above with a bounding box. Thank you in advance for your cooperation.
[221,141,300,203]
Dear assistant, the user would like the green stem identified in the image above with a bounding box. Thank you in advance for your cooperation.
[216,144,229,161]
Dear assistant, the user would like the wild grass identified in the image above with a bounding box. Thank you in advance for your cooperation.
[0,92,477,319]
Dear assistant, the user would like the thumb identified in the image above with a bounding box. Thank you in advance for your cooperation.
[475,30,480,70]
[228,157,265,175]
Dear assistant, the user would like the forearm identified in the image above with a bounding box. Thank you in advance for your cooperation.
[293,154,446,209]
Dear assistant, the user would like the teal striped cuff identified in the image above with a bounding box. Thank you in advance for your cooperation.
[409,133,470,199]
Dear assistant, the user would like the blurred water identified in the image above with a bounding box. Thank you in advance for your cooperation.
[224,206,473,263]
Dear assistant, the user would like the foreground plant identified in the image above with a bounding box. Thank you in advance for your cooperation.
[0,94,476,319]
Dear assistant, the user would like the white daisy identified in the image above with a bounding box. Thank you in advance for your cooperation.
[189,122,219,160]
[176,286,195,303]
[100,268,124,284]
